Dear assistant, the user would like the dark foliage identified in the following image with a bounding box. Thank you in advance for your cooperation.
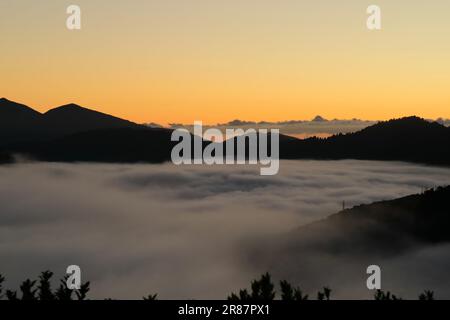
[228,273,276,301]
[317,287,332,300]
[143,294,158,301]
[374,290,401,300]
[419,290,434,301]
[0,274,4,299]
[279,280,308,301]
[0,271,441,300]
[20,279,37,301]
[55,276,74,301]
[6,290,18,301]
[0,151,12,164]
[229,273,438,301]
[0,272,90,301]
[38,271,55,300]
[76,281,91,301]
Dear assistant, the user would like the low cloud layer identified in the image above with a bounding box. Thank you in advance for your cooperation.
[0,160,449,299]
[168,118,450,140]
[169,119,377,139]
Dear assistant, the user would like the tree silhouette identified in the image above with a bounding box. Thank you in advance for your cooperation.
[20,279,38,301]
[250,273,276,300]
[38,271,55,301]
[6,290,18,301]
[374,290,401,300]
[228,289,252,301]
[0,272,91,301]
[228,273,276,301]
[55,275,73,301]
[230,274,325,301]
[419,290,434,300]
[0,274,4,299]
[0,270,442,300]
[317,287,332,300]
[280,280,308,301]
[76,281,91,301]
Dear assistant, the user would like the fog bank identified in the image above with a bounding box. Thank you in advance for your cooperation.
[0,160,449,299]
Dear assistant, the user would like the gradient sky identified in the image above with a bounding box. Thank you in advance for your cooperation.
[1,0,449,124]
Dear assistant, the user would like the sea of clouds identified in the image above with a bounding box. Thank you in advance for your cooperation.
[0,160,449,299]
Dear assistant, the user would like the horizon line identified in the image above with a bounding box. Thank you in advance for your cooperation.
[2,97,449,127]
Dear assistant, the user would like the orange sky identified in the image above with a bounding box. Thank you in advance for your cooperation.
[1,1,449,124]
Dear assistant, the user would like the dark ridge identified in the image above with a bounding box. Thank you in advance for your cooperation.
[312,115,327,122]
[279,116,450,165]
[1,98,449,166]
[248,186,450,293]
[276,186,450,259]
[9,127,210,164]
[0,98,42,144]
[0,151,13,164]
[0,98,41,117]
[41,103,141,135]
[12,127,175,163]
[0,99,141,147]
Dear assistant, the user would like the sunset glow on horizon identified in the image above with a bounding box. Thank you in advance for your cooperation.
[1,0,449,125]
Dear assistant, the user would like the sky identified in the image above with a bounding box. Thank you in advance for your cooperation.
[1,0,449,124]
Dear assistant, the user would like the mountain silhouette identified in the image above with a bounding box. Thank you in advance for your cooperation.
[279,116,450,165]
[249,186,450,294]
[0,99,140,145]
[0,151,12,164]
[41,103,140,135]
[18,127,178,163]
[0,98,41,121]
[312,115,327,122]
[0,98,42,143]
[1,98,449,165]
[288,186,450,256]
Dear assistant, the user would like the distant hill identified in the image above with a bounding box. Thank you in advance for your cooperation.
[0,98,210,163]
[249,186,450,297]
[0,98,140,145]
[254,186,450,267]
[0,151,13,164]
[41,103,140,136]
[16,127,177,163]
[281,186,450,257]
[0,98,41,122]
[1,98,449,165]
[221,117,450,165]
[279,117,450,165]
[0,98,42,143]
[312,115,327,122]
